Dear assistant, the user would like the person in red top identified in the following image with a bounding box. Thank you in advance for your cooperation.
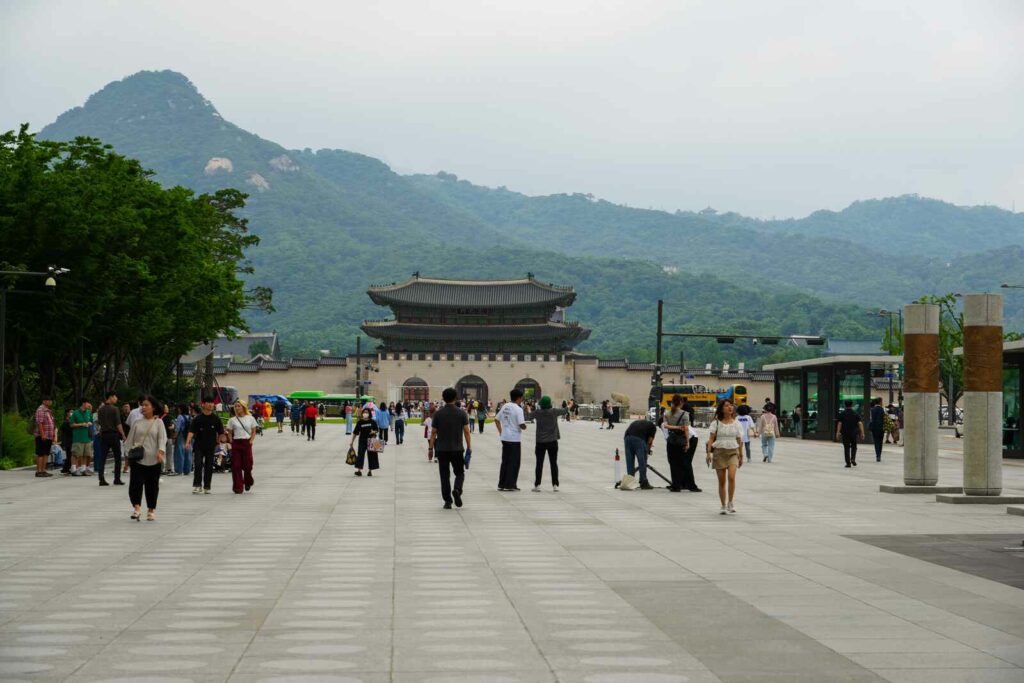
[304,402,318,441]
[34,395,56,477]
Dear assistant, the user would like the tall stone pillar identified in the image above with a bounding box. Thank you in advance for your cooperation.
[962,294,1003,496]
[903,304,940,486]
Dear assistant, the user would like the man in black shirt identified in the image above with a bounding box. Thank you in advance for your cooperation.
[835,400,864,468]
[96,391,126,486]
[429,387,471,509]
[185,396,225,493]
[624,419,657,490]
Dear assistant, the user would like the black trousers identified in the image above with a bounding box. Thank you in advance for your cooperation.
[129,461,160,509]
[534,441,559,486]
[379,427,389,443]
[842,435,858,465]
[870,428,884,459]
[394,421,405,444]
[97,431,123,482]
[666,440,687,489]
[498,441,521,489]
[291,417,299,433]
[436,449,465,504]
[305,417,316,440]
[355,441,380,470]
[193,446,215,489]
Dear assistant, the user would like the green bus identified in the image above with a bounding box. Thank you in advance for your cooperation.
[286,391,374,416]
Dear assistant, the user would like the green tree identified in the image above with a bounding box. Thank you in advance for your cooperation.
[0,125,269,410]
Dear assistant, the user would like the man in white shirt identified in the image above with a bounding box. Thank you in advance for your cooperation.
[126,396,144,429]
[495,389,527,491]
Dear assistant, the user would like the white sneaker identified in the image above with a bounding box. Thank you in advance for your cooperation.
[553,485,559,492]
[532,486,541,492]
[192,487,201,494]
[203,489,211,494]
[720,506,728,515]
[727,502,736,514]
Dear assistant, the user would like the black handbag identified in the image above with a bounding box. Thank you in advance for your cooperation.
[126,419,156,462]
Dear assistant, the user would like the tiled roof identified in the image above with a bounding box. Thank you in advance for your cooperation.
[318,356,348,366]
[367,276,576,309]
[227,362,260,373]
[259,360,290,370]
[289,358,319,368]
[361,321,590,341]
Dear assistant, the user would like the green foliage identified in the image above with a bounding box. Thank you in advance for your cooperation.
[0,413,36,469]
[915,294,964,404]
[248,340,272,357]
[0,123,264,410]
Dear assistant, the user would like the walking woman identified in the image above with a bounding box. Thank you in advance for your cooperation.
[350,407,380,476]
[393,403,406,445]
[757,405,780,463]
[476,402,487,433]
[706,399,743,515]
[525,396,567,491]
[424,405,435,461]
[375,401,391,444]
[869,397,885,461]
[124,396,167,521]
[227,400,259,494]
[736,404,756,463]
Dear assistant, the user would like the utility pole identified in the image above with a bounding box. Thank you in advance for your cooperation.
[656,299,664,367]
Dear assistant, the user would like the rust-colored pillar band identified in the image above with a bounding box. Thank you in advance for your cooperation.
[903,333,939,393]
[963,325,1003,392]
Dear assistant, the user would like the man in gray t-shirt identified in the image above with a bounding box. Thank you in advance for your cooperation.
[429,387,471,509]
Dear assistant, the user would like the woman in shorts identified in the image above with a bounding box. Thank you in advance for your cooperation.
[706,399,743,515]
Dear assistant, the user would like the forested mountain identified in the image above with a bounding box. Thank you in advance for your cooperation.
[34,70,1019,360]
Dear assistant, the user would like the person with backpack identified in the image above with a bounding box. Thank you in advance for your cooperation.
[757,405,780,463]
[662,394,695,492]
[290,400,302,435]
[274,397,287,433]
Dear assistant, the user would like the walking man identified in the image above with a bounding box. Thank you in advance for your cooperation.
[185,396,224,494]
[274,396,287,433]
[291,400,303,435]
[429,387,470,509]
[33,395,56,477]
[495,388,527,491]
[304,401,318,441]
[868,397,885,462]
[836,400,864,468]
[96,391,125,485]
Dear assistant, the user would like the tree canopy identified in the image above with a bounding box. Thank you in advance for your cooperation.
[0,125,266,410]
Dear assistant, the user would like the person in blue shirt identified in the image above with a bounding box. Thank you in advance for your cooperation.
[375,401,392,444]
[289,401,302,436]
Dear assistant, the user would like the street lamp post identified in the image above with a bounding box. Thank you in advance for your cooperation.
[0,267,68,459]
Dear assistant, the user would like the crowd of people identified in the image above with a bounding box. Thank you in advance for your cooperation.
[28,385,905,519]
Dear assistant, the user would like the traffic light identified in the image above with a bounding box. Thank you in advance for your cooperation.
[651,366,663,385]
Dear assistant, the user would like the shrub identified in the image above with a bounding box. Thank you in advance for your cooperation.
[0,413,37,469]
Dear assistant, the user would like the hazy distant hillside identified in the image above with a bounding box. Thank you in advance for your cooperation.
[686,195,1024,259]
[38,69,1022,359]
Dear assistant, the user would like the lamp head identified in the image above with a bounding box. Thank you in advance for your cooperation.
[44,277,56,288]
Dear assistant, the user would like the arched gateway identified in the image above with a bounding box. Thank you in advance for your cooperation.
[514,378,542,401]
[455,375,489,405]
[402,377,429,402]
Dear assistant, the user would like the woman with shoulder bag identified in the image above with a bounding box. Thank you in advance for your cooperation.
[706,399,743,515]
[123,396,168,521]
[350,407,381,476]
[227,401,259,494]
[663,395,699,492]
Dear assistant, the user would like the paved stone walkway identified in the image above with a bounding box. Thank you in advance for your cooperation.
[1,421,1023,682]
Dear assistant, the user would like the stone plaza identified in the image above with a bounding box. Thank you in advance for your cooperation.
[1,421,1023,682]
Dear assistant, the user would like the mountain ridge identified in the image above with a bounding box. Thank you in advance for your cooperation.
[31,69,1021,357]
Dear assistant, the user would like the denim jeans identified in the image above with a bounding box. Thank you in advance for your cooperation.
[624,435,649,484]
[761,435,775,462]
[345,414,353,434]
[174,436,192,474]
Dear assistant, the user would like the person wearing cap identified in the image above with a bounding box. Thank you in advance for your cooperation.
[525,395,568,492]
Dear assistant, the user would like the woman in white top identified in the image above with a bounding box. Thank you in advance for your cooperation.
[124,396,168,521]
[227,400,259,494]
[706,399,743,515]
[757,406,781,463]
[736,404,757,463]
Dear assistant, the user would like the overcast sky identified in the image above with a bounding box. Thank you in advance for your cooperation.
[2,0,1022,217]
